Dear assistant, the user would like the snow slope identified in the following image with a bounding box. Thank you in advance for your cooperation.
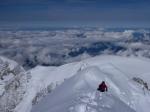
[15,62,83,112]
[16,55,150,112]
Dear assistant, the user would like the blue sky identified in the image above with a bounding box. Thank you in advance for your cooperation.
[0,0,150,28]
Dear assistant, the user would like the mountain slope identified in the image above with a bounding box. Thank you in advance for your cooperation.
[28,55,150,112]
[0,56,27,112]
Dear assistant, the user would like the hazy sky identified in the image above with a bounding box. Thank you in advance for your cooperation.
[0,0,150,28]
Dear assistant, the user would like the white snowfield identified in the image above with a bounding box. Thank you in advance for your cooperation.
[15,55,150,112]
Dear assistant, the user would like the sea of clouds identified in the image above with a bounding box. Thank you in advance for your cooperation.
[0,28,150,69]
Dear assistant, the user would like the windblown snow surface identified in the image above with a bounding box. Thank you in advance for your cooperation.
[16,55,150,112]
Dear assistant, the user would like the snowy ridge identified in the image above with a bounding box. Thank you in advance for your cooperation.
[15,55,150,112]
[15,62,84,112]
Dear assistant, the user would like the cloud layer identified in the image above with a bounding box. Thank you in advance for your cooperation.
[0,28,150,69]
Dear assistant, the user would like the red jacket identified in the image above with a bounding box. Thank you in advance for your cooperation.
[98,82,108,92]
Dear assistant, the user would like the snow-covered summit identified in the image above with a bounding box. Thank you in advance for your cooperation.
[1,55,146,112]
[15,55,150,112]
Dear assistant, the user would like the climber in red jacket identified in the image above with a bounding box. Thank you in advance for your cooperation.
[97,81,108,92]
